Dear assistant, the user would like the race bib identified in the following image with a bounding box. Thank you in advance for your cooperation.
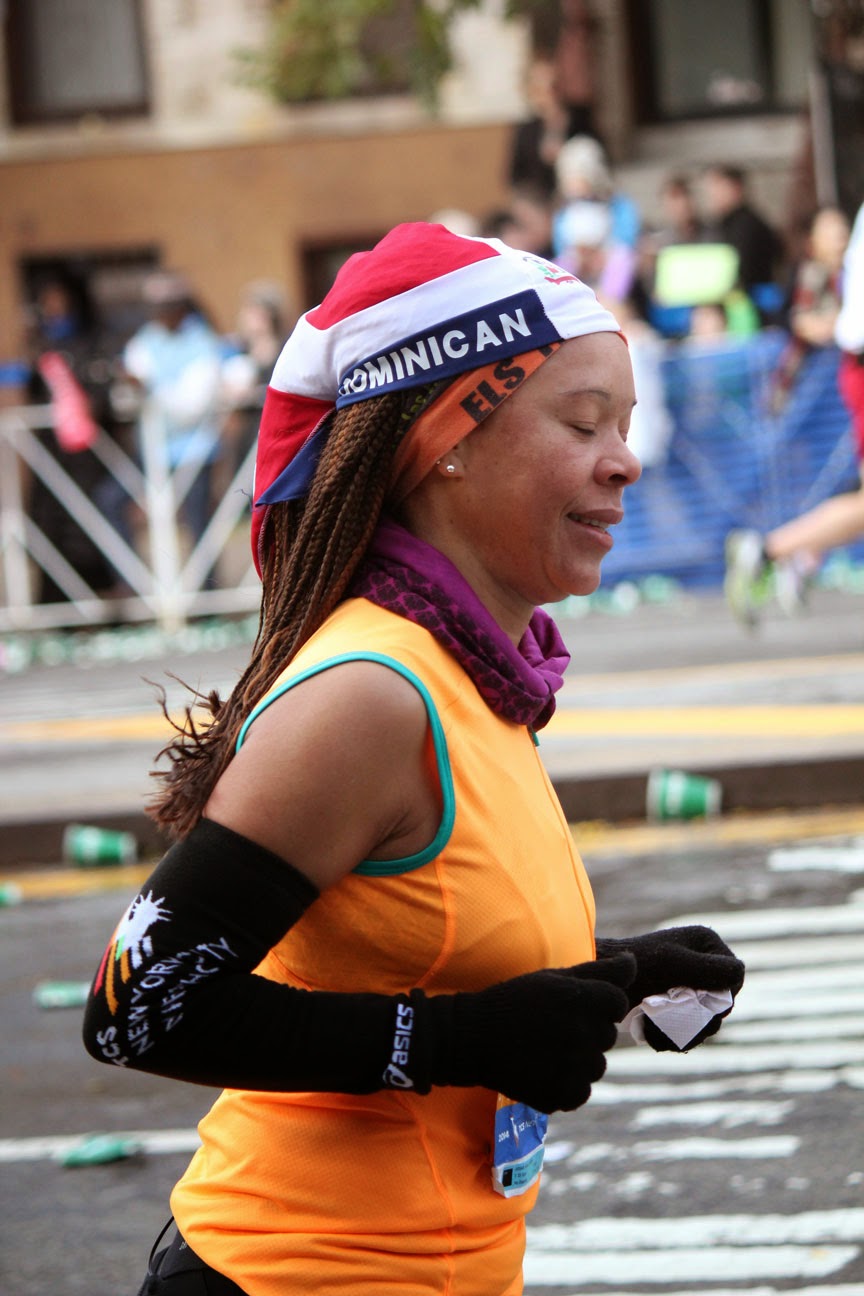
[491,1096,548,1197]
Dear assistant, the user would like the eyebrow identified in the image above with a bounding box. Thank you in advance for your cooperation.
[564,387,637,408]
[565,386,611,399]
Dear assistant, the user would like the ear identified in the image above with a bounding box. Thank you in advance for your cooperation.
[434,446,466,480]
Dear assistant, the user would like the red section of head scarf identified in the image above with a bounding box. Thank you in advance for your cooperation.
[307,223,499,329]
[251,389,333,570]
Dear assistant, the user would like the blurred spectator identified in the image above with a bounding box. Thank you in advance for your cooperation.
[24,274,127,602]
[687,303,732,342]
[480,183,555,259]
[725,197,864,626]
[221,280,289,412]
[700,165,785,302]
[427,208,480,238]
[784,206,849,347]
[656,174,705,248]
[109,270,224,586]
[638,174,707,333]
[220,279,291,484]
[552,134,641,302]
[553,0,602,142]
[610,295,674,468]
[772,205,850,410]
[507,53,597,201]
[511,183,556,257]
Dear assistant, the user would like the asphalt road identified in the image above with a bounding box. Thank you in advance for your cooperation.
[2,807,863,1296]
[3,588,864,864]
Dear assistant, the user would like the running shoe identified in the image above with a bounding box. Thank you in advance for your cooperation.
[773,556,811,616]
[724,529,772,627]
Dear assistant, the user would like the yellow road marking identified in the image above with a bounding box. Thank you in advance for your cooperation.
[4,808,864,901]
[1,714,179,742]
[565,652,864,690]
[0,863,151,901]
[4,703,864,745]
[547,705,864,737]
[571,805,864,857]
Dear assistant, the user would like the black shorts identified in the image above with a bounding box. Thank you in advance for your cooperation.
[136,1227,247,1296]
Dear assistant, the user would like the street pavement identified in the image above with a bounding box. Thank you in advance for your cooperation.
[1,585,863,867]
[1,588,863,1295]
[2,805,863,1295]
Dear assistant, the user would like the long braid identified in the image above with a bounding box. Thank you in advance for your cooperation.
[147,384,434,839]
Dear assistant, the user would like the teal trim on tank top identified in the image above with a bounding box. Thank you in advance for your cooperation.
[235,651,455,876]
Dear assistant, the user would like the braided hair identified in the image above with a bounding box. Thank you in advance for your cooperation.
[148,381,441,838]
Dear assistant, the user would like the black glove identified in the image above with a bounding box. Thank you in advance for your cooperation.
[595,926,745,1053]
[421,952,636,1114]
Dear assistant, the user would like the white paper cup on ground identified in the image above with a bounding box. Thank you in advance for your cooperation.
[646,768,722,821]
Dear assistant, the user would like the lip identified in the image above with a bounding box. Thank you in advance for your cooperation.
[566,507,624,528]
[567,505,621,526]
[567,513,613,549]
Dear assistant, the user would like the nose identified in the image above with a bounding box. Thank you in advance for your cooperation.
[598,438,642,487]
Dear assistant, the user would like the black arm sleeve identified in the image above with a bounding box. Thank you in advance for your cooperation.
[81,817,406,1092]
[82,819,634,1111]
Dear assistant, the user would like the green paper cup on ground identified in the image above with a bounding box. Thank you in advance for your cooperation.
[33,980,91,1009]
[59,1133,142,1168]
[646,768,723,821]
[62,823,137,867]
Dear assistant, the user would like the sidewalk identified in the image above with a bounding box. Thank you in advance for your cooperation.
[1,588,862,868]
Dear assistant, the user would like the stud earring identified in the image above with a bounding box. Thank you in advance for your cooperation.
[445,464,456,475]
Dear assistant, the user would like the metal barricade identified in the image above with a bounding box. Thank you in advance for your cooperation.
[2,337,861,630]
[601,335,861,589]
[0,399,261,632]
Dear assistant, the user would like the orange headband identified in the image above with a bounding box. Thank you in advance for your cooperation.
[388,344,559,504]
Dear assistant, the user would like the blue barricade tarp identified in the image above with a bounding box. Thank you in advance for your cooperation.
[602,332,862,589]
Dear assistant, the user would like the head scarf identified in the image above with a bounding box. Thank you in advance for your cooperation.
[251,220,622,573]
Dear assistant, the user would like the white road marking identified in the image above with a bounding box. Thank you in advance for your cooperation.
[609,1039,864,1075]
[630,1099,795,1129]
[721,934,864,969]
[587,1069,842,1106]
[0,1128,200,1163]
[721,1014,864,1043]
[669,903,864,940]
[528,891,864,1295]
[530,1288,864,1296]
[527,1207,864,1249]
[739,963,864,994]
[564,1136,799,1166]
[767,845,864,872]
[523,1244,858,1286]
[724,989,864,1021]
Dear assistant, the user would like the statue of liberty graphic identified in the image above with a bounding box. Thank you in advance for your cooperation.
[93,891,171,1014]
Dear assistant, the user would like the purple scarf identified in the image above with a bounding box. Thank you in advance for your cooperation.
[349,517,570,729]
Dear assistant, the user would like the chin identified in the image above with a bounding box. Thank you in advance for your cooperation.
[563,571,604,599]
[541,579,601,607]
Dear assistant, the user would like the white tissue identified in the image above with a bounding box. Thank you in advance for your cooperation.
[621,986,734,1049]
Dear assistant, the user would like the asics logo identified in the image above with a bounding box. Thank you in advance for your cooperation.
[383,1002,415,1089]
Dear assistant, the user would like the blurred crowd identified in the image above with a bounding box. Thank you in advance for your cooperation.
[10,41,860,611]
[482,51,847,345]
[18,268,291,602]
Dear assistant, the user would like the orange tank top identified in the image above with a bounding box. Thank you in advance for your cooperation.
[171,599,596,1296]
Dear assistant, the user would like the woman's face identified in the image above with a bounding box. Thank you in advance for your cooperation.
[436,332,639,635]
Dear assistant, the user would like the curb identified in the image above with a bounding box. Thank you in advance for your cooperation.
[555,754,864,824]
[3,753,862,871]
